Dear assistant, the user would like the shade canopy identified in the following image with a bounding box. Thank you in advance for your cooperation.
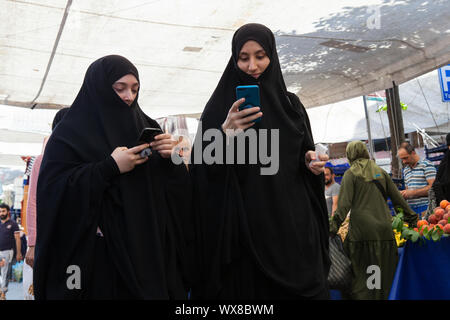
[307,69,450,143]
[1,0,449,118]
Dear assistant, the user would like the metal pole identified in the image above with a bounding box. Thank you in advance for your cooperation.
[386,88,400,179]
[363,95,375,160]
[30,0,73,109]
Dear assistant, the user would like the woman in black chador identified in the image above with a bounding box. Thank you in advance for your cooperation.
[190,24,330,299]
[433,133,450,204]
[34,55,193,299]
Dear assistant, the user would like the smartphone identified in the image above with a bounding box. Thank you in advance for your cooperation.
[309,143,329,167]
[137,127,163,144]
[236,85,261,123]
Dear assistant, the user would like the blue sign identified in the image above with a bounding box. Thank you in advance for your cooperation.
[438,64,450,102]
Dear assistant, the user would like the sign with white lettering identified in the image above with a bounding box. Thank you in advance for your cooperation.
[438,65,450,102]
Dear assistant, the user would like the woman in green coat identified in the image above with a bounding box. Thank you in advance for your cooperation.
[330,141,418,300]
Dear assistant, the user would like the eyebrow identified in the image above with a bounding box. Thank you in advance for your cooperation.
[239,49,266,56]
[113,82,139,87]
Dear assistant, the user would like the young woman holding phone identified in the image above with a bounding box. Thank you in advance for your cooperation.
[191,24,330,299]
[34,55,193,299]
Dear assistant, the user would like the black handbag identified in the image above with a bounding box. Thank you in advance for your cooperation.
[327,235,352,291]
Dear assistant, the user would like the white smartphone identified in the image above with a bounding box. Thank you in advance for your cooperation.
[309,143,328,167]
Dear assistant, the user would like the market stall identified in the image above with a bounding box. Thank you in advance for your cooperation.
[389,237,450,300]
[389,199,450,300]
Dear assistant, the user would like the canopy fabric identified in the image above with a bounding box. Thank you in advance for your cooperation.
[307,69,450,143]
[1,0,450,119]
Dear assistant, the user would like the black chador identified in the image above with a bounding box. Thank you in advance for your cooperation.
[190,24,330,299]
[34,55,193,299]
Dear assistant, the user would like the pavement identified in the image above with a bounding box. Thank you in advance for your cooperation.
[4,281,25,300]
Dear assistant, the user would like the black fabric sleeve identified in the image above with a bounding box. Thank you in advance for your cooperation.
[12,222,20,233]
[96,155,120,181]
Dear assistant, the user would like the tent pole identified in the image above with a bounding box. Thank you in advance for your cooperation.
[29,0,73,109]
[386,82,405,179]
[363,95,375,160]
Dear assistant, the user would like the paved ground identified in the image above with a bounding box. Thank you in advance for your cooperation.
[4,281,25,300]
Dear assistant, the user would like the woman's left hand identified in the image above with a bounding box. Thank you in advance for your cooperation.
[150,133,178,159]
[305,150,329,175]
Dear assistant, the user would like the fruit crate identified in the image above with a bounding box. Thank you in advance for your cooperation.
[425,144,447,166]
[386,177,405,216]
[391,177,405,190]
[325,162,350,185]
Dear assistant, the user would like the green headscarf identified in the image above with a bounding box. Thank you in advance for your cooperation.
[346,141,384,182]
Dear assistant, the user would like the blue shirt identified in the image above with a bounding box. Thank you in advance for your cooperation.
[403,159,436,207]
[0,219,19,251]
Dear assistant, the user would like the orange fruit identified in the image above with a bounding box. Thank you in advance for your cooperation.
[440,200,449,209]
[446,205,450,212]
[417,220,429,228]
[435,224,444,231]
[444,224,450,234]
[414,227,419,232]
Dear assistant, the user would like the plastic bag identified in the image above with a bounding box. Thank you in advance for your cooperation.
[23,262,34,300]
[12,261,24,283]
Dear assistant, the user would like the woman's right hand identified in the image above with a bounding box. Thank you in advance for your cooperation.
[111,144,150,174]
[221,98,263,135]
[25,246,35,268]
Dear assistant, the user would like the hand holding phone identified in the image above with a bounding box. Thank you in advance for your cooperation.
[309,143,328,166]
[137,127,163,144]
[149,132,179,159]
[236,85,262,123]
[307,143,329,175]
[137,127,163,158]
[111,144,150,174]
[221,86,263,134]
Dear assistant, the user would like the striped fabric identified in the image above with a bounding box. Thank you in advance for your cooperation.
[24,156,36,177]
[403,159,436,207]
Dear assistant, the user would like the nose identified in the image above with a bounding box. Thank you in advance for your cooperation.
[123,90,133,103]
[248,57,258,72]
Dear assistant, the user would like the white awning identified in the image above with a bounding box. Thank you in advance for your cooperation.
[0,0,449,118]
[307,69,450,143]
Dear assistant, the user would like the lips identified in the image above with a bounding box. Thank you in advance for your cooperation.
[251,73,261,79]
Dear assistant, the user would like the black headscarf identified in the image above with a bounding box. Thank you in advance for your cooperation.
[35,55,192,299]
[433,134,450,203]
[51,107,70,131]
[190,24,330,298]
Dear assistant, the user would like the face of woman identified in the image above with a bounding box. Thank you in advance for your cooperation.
[237,40,270,79]
[112,74,139,106]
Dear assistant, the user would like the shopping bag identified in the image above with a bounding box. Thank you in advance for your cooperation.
[12,261,24,283]
[22,262,34,300]
[327,235,352,291]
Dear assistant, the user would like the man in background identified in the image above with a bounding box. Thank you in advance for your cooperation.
[324,166,340,218]
[0,203,22,300]
[397,142,436,218]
